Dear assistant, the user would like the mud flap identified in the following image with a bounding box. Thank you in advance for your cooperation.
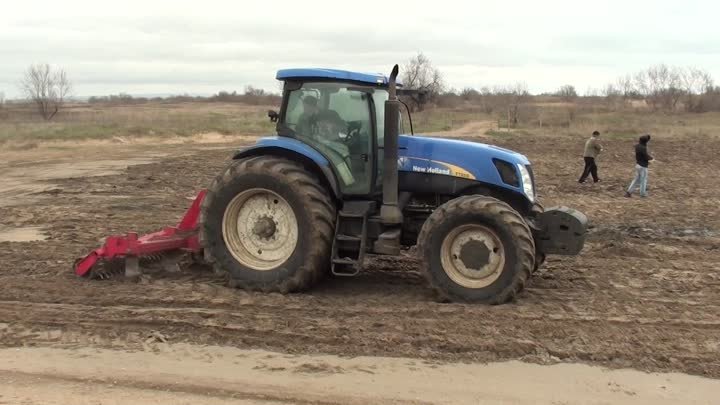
[533,206,587,255]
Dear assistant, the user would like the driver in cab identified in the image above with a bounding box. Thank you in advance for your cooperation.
[296,95,347,147]
[296,95,320,137]
[294,94,358,189]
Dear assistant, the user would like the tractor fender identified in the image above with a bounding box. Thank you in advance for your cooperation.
[232,137,341,199]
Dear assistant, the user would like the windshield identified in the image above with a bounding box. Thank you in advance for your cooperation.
[282,82,388,195]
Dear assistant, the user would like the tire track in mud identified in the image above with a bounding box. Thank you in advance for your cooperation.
[1,295,719,378]
[3,298,720,329]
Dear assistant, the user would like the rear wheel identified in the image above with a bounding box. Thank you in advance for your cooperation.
[418,195,535,304]
[199,156,335,293]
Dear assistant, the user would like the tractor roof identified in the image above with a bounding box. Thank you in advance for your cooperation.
[276,68,401,87]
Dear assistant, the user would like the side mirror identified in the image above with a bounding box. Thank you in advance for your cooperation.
[268,110,279,123]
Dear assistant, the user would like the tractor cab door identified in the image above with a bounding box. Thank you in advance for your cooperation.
[281,82,377,196]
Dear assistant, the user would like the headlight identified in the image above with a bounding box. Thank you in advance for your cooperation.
[517,164,535,202]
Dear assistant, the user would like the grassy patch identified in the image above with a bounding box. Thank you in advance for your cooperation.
[3,100,719,143]
[0,102,276,142]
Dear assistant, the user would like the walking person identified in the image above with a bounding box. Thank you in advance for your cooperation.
[578,130,603,183]
[625,134,653,198]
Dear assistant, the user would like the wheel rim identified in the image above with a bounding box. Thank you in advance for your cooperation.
[222,188,298,271]
[440,224,506,289]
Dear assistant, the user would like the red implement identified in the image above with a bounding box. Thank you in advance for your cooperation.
[74,190,207,277]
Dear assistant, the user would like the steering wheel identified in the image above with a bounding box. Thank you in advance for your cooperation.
[344,121,363,146]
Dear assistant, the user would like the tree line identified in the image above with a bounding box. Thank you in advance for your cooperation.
[6,58,720,121]
[86,86,281,106]
[596,65,718,112]
[406,56,720,114]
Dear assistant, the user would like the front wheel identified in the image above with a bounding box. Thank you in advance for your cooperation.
[417,195,535,304]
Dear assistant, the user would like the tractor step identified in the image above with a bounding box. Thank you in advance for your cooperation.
[335,234,361,242]
[331,201,375,277]
[332,258,358,265]
[338,212,365,219]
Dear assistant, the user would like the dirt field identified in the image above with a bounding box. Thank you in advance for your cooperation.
[1,129,719,402]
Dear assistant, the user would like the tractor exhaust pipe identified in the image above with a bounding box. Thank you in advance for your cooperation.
[380,64,403,225]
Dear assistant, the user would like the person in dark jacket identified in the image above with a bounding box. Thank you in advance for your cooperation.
[625,134,653,197]
[579,130,603,183]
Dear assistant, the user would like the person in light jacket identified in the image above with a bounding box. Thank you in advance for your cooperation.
[578,130,603,183]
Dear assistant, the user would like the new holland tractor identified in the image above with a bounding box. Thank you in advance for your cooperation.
[75,65,587,304]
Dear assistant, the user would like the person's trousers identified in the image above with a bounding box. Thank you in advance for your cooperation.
[579,157,598,183]
[627,165,649,196]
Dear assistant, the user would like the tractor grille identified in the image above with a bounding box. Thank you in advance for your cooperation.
[493,159,520,187]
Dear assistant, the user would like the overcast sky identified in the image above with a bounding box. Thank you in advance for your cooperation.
[2,0,719,98]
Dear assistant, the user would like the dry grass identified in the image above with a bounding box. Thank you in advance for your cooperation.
[413,102,720,140]
[411,107,495,133]
[2,99,719,144]
[0,102,277,143]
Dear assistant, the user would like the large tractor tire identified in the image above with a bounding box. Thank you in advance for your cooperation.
[199,156,336,293]
[417,195,535,304]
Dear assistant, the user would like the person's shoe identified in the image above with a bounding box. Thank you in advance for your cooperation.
[594,179,601,183]
[624,192,632,198]
[578,180,585,184]
[640,194,648,198]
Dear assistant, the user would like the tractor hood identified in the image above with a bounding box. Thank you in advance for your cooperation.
[398,135,532,195]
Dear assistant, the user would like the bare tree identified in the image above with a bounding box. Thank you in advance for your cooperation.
[605,65,719,113]
[555,85,578,102]
[460,87,480,101]
[698,86,720,112]
[400,52,445,111]
[491,83,530,127]
[508,83,530,126]
[244,85,266,97]
[634,64,683,111]
[583,87,600,97]
[475,86,494,114]
[680,67,714,112]
[19,63,72,120]
[0,91,5,108]
[601,84,623,110]
[615,74,636,99]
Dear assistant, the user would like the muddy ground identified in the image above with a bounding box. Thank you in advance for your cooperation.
[1,130,719,384]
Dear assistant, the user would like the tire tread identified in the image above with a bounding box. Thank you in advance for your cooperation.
[417,195,535,304]
[199,156,335,293]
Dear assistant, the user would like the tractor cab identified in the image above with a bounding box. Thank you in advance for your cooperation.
[272,69,398,196]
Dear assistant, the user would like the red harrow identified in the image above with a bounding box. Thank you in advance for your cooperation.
[74,190,207,279]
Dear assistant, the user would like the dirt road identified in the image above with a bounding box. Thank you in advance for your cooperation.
[1,130,719,402]
[2,344,718,405]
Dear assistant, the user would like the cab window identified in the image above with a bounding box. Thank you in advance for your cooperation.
[283,82,375,195]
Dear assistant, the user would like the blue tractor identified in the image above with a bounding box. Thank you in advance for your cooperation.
[198,65,587,303]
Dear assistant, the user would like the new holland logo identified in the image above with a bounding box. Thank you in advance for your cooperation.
[413,165,451,175]
[397,157,476,180]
